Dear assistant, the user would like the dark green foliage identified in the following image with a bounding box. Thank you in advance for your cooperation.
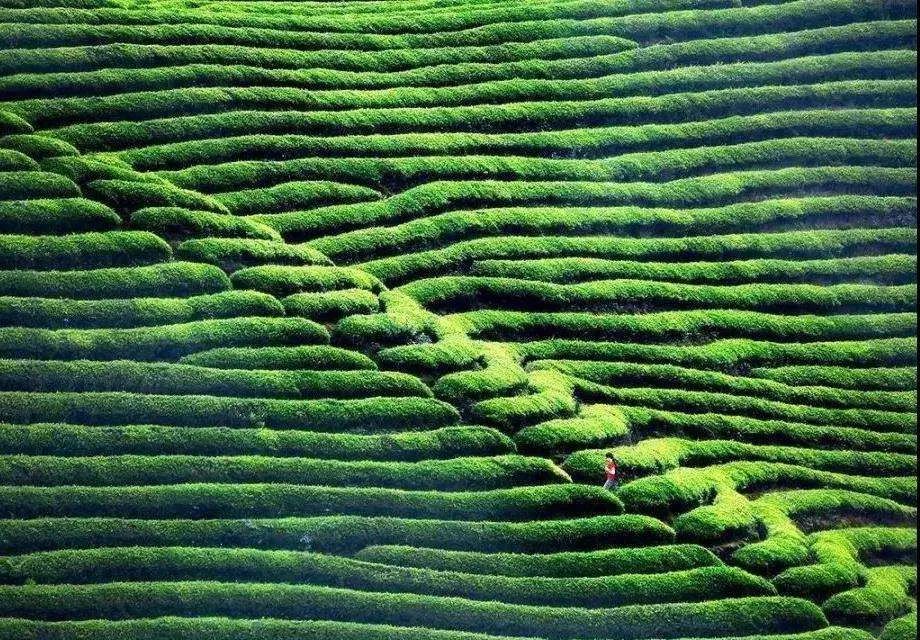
[0,317,328,360]
[0,359,432,399]
[84,179,229,214]
[0,290,283,329]
[0,454,565,490]
[0,391,458,430]
[0,261,229,299]
[0,134,78,159]
[0,231,170,269]
[0,198,120,234]
[0,483,620,520]
[0,584,826,639]
[356,543,721,577]
[177,237,330,270]
[0,513,674,555]
[179,345,376,370]
[283,289,380,321]
[0,170,80,200]
[131,206,280,240]
[0,423,515,460]
[0,547,772,607]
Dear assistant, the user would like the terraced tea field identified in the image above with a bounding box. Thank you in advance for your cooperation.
[0,0,917,638]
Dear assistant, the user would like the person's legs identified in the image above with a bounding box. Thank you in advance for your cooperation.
[603,479,617,491]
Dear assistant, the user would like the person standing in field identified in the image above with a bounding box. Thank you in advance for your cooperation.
[603,453,619,490]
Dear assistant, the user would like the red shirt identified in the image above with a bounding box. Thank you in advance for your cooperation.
[604,461,617,480]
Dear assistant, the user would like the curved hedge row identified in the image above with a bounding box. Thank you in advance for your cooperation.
[178,344,376,370]
[0,391,458,430]
[515,337,918,372]
[752,365,917,391]
[176,237,330,270]
[0,618,877,640]
[120,107,918,171]
[617,406,917,454]
[403,276,916,315]
[0,290,284,329]
[11,51,916,127]
[0,514,674,555]
[131,206,281,241]
[0,547,772,608]
[456,309,917,343]
[0,584,827,639]
[533,360,915,412]
[0,170,80,200]
[0,317,329,360]
[314,194,917,263]
[214,180,381,215]
[472,254,917,286]
[562,439,918,484]
[0,454,566,490]
[0,423,514,460]
[0,231,170,270]
[231,265,384,296]
[0,261,230,299]
[283,289,381,321]
[0,359,431,399]
[84,179,229,215]
[52,80,918,151]
[0,198,120,233]
[0,133,79,159]
[356,543,720,577]
[0,483,621,520]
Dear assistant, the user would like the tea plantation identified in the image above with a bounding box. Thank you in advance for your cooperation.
[0,0,916,638]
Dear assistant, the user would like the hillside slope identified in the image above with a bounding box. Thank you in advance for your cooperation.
[0,0,916,638]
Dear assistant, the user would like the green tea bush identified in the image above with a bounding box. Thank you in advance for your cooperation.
[533,360,915,412]
[84,178,229,214]
[215,180,381,215]
[54,80,917,152]
[0,423,514,460]
[231,265,383,296]
[0,617,871,640]
[0,261,230,299]
[121,106,917,171]
[315,193,916,263]
[752,366,917,391]
[0,133,78,159]
[473,255,917,286]
[0,547,772,607]
[0,231,170,269]
[0,584,827,639]
[0,109,31,135]
[283,289,380,322]
[0,317,329,360]
[563,440,917,484]
[179,344,377,370]
[0,290,283,329]
[131,206,280,240]
[0,198,120,233]
[403,276,915,315]
[619,406,917,454]
[515,404,630,454]
[0,482,621,520]
[0,391,455,430]
[357,543,721,577]
[0,453,566,490]
[0,359,431,399]
[0,148,38,170]
[0,170,80,200]
[13,52,916,127]
[455,309,916,343]
[516,337,918,372]
[177,237,330,270]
